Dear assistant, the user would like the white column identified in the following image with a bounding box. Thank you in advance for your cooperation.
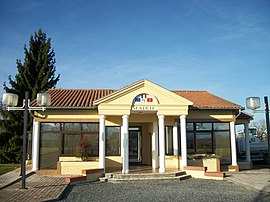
[230,121,238,166]
[99,115,106,169]
[173,122,179,156]
[158,115,165,173]
[32,121,40,171]
[180,115,187,170]
[122,115,129,174]
[244,123,251,162]
[152,122,159,169]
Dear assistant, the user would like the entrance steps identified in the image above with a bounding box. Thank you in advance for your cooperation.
[99,171,191,183]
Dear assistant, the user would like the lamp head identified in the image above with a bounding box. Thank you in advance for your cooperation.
[2,93,19,106]
[37,92,51,106]
[246,97,260,110]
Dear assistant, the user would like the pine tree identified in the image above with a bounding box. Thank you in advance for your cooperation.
[0,29,60,163]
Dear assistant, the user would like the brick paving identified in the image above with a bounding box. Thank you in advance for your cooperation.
[0,165,32,189]
[0,174,68,202]
[225,168,270,194]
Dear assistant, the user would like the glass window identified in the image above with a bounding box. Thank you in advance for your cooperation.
[106,127,121,156]
[165,126,173,155]
[196,123,212,131]
[214,123,229,131]
[64,123,81,131]
[63,134,80,155]
[61,123,99,157]
[186,123,194,131]
[187,132,195,153]
[196,132,212,154]
[41,123,60,132]
[82,123,99,132]
[80,133,99,157]
[39,132,61,169]
[214,131,231,164]
[178,124,181,154]
[40,122,99,170]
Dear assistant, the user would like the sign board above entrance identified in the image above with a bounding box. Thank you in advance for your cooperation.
[131,106,158,111]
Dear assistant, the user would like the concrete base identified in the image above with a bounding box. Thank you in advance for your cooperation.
[238,161,253,170]
[228,165,239,172]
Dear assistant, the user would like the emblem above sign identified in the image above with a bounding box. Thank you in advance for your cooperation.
[131,94,158,111]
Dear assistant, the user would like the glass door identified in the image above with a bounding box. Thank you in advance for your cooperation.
[129,127,142,163]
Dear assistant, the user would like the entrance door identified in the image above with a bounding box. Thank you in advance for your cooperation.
[129,127,142,163]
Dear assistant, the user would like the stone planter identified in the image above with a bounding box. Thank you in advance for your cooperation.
[203,158,220,172]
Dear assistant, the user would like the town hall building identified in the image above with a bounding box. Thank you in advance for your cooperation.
[31,79,252,175]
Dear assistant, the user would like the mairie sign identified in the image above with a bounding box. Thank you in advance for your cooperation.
[131,106,157,111]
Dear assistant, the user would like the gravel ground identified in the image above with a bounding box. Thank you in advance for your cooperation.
[59,179,269,202]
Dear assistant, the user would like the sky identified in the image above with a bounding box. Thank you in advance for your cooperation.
[0,0,269,123]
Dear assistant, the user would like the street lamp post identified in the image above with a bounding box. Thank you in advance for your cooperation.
[2,91,51,189]
[246,96,270,164]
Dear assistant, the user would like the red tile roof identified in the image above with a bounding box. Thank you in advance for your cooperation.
[46,89,115,108]
[40,88,241,109]
[172,90,242,109]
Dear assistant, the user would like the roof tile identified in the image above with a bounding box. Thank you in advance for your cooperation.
[35,88,241,109]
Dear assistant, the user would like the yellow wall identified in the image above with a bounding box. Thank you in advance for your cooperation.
[187,109,236,122]
[35,109,99,122]
[35,109,236,124]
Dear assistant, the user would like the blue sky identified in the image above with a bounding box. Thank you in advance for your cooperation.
[0,0,269,122]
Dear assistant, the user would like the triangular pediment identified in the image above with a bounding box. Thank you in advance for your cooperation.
[94,79,193,115]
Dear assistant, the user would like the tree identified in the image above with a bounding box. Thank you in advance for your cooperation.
[250,119,267,138]
[0,29,60,163]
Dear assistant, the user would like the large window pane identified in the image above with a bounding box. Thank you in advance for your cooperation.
[187,132,195,153]
[165,126,173,155]
[214,123,229,130]
[214,131,231,164]
[41,123,60,132]
[186,123,194,131]
[106,127,121,156]
[40,132,61,169]
[64,123,81,131]
[82,123,99,132]
[63,134,80,155]
[80,133,99,157]
[196,123,212,131]
[196,132,212,153]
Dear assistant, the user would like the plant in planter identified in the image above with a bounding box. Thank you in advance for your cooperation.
[76,136,92,161]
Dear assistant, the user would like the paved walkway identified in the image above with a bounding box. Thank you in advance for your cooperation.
[225,168,270,195]
[0,166,68,202]
[0,165,32,189]
[0,166,269,201]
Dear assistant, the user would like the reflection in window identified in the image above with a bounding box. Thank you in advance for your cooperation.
[186,123,194,131]
[187,132,195,153]
[40,122,99,170]
[41,123,60,131]
[106,127,121,156]
[214,131,231,164]
[196,132,212,153]
[186,122,231,165]
[165,126,173,155]
[214,123,229,130]
[63,134,80,155]
[40,132,61,169]
[64,123,81,131]
[196,123,212,131]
